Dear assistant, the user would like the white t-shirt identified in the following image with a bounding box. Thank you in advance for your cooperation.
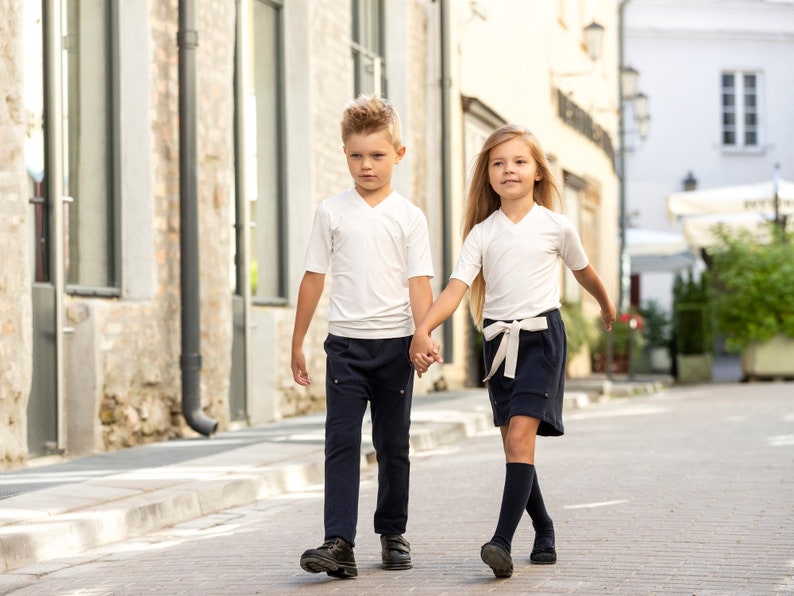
[304,188,434,339]
[451,205,589,321]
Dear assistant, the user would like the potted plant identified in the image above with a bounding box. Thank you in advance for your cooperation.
[590,309,644,375]
[638,299,672,373]
[672,271,713,383]
[708,224,794,379]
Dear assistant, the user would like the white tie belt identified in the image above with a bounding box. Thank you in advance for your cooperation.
[481,316,549,381]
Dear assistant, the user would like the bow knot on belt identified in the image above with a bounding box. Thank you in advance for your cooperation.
[481,316,549,381]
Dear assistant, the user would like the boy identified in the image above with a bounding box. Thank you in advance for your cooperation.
[291,95,434,579]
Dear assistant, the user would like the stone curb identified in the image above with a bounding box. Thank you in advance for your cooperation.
[0,410,494,573]
[0,381,667,573]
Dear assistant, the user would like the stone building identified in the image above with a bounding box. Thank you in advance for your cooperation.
[0,0,620,471]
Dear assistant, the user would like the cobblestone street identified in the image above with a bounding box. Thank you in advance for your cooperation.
[1,382,792,595]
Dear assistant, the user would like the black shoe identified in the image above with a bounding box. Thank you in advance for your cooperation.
[530,546,557,564]
[480,541,513,578]
[531,522,556,564]
[380,534,412,570]
[300,537,357,578]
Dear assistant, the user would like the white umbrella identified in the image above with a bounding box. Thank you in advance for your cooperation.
[666,176,794,248]
[666,179,794,221]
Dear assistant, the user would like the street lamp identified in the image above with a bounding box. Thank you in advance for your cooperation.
[617,2,650,315]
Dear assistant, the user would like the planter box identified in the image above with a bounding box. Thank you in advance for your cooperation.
[676,353,713,383]
[741,334,794,380]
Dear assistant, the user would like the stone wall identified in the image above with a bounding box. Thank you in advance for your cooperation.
[63,0,237,453]
[0,0,32,470]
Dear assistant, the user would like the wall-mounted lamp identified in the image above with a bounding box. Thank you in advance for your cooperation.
[683,171,698,191]
[583,21,605,61]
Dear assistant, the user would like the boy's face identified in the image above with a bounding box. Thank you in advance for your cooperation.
[343,129,406,198]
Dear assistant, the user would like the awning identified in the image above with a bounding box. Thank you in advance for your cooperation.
[626,228,695,273]
[666,178,794,249]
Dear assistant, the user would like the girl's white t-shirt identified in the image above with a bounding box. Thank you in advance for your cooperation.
[304,188,434,339]
[451,205,589,321]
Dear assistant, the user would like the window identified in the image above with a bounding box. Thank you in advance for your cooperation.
[351,0,385,96]
[235,0,286,303]
[63,0,118,290]
[721,71,759,149]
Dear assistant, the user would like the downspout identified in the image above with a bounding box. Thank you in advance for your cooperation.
[177,0,218,437]
[439,0,454,359]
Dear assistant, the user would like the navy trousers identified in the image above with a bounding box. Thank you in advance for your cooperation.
[323,334,414,546]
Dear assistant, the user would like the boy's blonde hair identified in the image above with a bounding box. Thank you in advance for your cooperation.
[463,124,562,327]
[340,94,403,150]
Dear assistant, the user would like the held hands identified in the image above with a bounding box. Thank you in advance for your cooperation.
[409,331,443,378]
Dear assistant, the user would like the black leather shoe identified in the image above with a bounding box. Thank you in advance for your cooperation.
[480,541,513,578]
[381,534,412,570]
[300,537,357,578]
[530,546,557,564]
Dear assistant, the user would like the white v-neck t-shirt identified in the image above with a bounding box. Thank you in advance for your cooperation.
[304,188,434,339]
[451,205,589,321]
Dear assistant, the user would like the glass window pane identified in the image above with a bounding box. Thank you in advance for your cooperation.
[25,2,49,282]
[723,131,735,145]
[721,73,734,88]
[246,0,284,300]
[744,131,757,145]
[63,0,115,288]
[743,74,756,89]
[351,0,384,96]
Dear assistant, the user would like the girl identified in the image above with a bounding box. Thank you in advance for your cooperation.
[410,124,615,578]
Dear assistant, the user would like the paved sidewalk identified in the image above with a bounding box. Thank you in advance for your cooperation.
[0,377,668,574]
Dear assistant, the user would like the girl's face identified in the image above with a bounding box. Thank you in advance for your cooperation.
[487,137,541,203]
[344,129,406,200]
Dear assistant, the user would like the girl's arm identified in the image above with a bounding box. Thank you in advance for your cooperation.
[572,264,616,331]
[410,278,469,373]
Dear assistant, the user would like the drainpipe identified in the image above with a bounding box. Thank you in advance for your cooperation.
[177,0,218,437]
[439,0,454,359]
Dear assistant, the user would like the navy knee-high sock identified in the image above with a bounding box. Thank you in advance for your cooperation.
[491,463,534,552]
[526,471,555,550]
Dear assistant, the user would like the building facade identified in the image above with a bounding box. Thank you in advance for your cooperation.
[623,0,794,309]
[0,0,620,470]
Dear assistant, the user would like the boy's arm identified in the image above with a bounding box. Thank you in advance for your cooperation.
[572,264,616,331]
[408,275,434,327]
[410,279,469,374]
[290,271,326,386]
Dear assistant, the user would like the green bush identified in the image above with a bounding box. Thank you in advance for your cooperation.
[709,225,794,351]
[638,299,671,348]
[560,301,597,361]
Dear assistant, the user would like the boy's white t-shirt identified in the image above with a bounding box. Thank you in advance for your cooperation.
[451,205,589,321]
[304,188,434,339]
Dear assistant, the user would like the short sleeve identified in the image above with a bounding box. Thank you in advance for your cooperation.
[559,216,589,271]
[450,226,482,286]
[303,202,332,273]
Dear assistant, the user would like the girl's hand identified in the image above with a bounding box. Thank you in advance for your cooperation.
[601,302,617,332]
[410,332,443,378]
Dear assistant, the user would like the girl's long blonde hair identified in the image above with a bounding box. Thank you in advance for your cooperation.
[463,124,562,327]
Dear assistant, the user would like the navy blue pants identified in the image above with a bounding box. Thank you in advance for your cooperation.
[323,334,414,546]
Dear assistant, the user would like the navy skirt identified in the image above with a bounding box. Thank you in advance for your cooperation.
[482,309,566,436]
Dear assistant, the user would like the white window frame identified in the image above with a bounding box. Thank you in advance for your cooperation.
[721,70,761,151]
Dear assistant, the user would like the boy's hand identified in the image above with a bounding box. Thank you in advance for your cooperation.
[410,334,443,378]
[291,347,311,386]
